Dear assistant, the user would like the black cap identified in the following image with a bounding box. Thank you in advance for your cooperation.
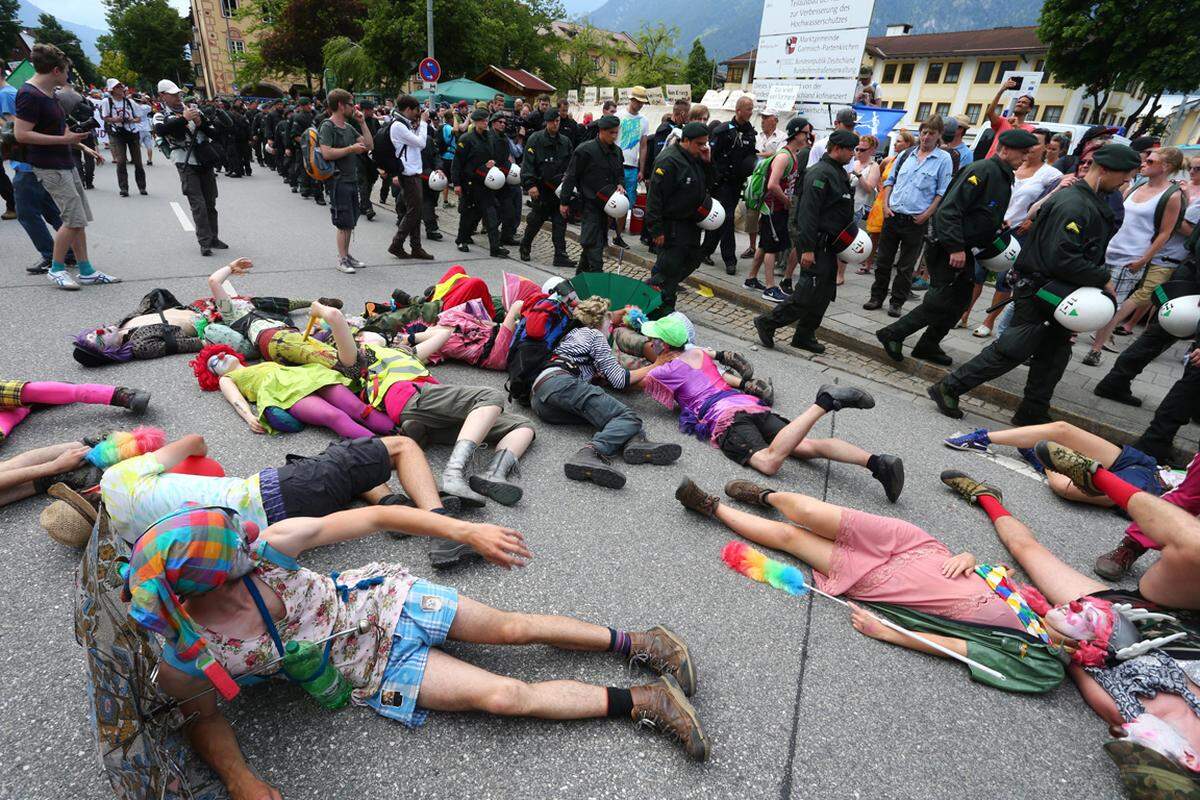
[827,129,859,149]
[681,121,709,140]
[596,114,620,130]
[785,116,810,139]
[359,99,375,110]
[488,111,506,125]
[298,96,311,105]
[1092,143,1141,171]
[470,108,489,121]
[544,108,560,122]
[1130,135,1161,153]
[997,128,1038,149]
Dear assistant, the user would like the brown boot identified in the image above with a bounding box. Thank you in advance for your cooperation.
[628,626,696,696]
[674,477,718,517]
[409,246,435,261]
[940,470,1002,505]
[388,234,411,259]
[724,479,774,507]
[1094,536,1148,581]
[630,676,710,761]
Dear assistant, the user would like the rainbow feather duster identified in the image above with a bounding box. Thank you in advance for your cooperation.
[85,427,166,468]
[721,541,810,596]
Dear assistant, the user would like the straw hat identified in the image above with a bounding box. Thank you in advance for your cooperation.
[40,483,98,548]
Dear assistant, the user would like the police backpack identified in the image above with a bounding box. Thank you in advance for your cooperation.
[300,125,337,181]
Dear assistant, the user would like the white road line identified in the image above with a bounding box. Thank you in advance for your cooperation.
[170,201,195,232]
[946,431,1047,483]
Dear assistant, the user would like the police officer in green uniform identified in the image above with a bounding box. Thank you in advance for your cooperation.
[452,109,506,256]
[928,142,1140,423]
[357,99,380,220]
[753,128,858,352]
[876,127,1035,365]
[644,121,712,316]
[520,109,574,267]
[289,97,324,205]
[559,114,624,274]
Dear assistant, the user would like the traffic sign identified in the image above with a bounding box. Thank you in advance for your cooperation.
[419,57,441,84]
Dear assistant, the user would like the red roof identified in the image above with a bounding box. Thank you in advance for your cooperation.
[479,65,555,93]
[720,49,756,66]
[866,26,1044,58]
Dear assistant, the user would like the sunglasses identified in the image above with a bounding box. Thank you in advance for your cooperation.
[1190,166,1200,172]
[855,146,871,152]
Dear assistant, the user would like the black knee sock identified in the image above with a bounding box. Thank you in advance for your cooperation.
[867,454,881,475]
[606,687,634,718]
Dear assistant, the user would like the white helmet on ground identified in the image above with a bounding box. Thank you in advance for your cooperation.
[833,224,873,264]
[1052,287,1116,332]
[427,170,448,191]
[974,231,1022,272]
[506,163,521,185]
[604,191,630,219]
[697,197,725,231]
[484,166,506,190]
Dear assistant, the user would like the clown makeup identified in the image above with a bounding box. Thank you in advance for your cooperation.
[208,353,241,376]
[86,326,122,350]
[1044,598,1113,644]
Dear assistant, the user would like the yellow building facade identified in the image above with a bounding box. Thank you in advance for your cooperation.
[191,0,304,97]
[549,21,640,87]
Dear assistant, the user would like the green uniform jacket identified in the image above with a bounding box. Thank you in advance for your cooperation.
[487,129,513,173]
[522,129,574,192]
[560,138,624,205]
[793,154,854,254]
[288,109,314,145]
[1013,180,1115,288]
[452,128,491,186]
[644,143,709,240]
[933,154,1014,252]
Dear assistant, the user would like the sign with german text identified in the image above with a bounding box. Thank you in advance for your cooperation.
[665,85,692,102]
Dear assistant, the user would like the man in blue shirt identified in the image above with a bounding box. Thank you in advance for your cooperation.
[945,114,974,169]
[862,116,953,316]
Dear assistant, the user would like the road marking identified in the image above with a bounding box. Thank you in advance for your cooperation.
[946,432,1047,483]
[170,202,195,231]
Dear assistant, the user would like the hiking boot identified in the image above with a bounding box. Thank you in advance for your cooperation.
[564,445,625,488]
[742,377,775,407]
[622,433,682,465]
[862,299,883,311]
[1094,381,1143,407]
[468,448,523,506]
[628,626,696,696]
[674,477,719,517]
[441,440,488,507]
[1094,536,1149,581]
[1033,440,1102,495]
[943,428,991,453]
[399,419,429,447]
[111,387,150,414]
[429,537,483,570]
[723,478,774,507]
[553,253,574,268]
[791,331,825,353]
[926,382,964,420]
[876,331,904,362]
[629,676,710,762]
[753,317,775,349]
[816,384,875,411]
[871,454,905,503]
[410,247,435,261]
[715,350,753,381]
[940,470,1002,505]
[911,346,952,366]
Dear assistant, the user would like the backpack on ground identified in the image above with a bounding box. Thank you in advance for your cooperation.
[373,120,400,177]
[300,125,337,181]
[505,301,575,406]
[743,150,795,213]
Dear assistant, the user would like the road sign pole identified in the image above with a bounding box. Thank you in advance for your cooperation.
[426,0,434,60]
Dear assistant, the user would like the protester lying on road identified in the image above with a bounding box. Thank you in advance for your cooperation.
[0,379,149,447]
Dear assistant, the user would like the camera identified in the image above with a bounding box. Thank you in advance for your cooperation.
[70,116,101,134]
[64,94,100,134]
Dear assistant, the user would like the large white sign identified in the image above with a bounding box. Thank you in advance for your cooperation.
[583,86,598,104]
[646,86,665,104]
[755,29,870,81]
[759,0,876,37]
[1000,70,1044,111]
[700,89,729,108]
[665,84,692,102]
[754,0,875,105]
[752,77,859,106]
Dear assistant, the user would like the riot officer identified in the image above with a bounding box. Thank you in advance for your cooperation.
[753,129,858,352]
[520,109,574,267]
[643,121,712,315]
[275,107,292,182]
[289,97,323,204]
[452,109,506,256]
[929,142,1141,424]
[877,127,1035,365]
[357,99,380,220]
[418,111,444,241]
[559,114,624,274]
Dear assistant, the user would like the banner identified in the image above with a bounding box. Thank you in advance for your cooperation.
[665,84,692,102]
[752,78,857,106]
[759,0,876,38]
[583,86,598,104]
[765,83,799,112]
[853,104,907,140]
[754,0,876,106]
[700,89,728,108]
[617,86,632,102]
[646,86,665,104]
[755,29,870,81]
[567,89,579,103]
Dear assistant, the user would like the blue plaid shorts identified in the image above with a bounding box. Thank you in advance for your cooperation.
[365,580,459,726]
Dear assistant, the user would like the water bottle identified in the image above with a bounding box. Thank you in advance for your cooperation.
[282,640,352,710]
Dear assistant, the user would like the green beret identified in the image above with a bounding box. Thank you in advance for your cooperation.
[828,129,859,149]
[1092,143,1141,171]
[596,114,620,130]
[489,111,507,125]
[298,96,311,105]
[998,128,1038,149]
[544,109,560,122]
[681,121,709,140]
[470,109,489,121]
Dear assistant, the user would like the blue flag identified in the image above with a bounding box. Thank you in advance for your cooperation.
[853,105,907,140]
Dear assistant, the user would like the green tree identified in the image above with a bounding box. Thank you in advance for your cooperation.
[238,0,365,92]
[551,23,616,92]
[0,0,21,64]
[321,36,380,92]
[626,23,683,89]
[684,38,712,101]
[98,50,140,87]
[33,14,100,87]
[102,0,191,90]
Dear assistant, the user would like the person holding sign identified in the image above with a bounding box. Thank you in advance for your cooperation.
[985,77,1036,159]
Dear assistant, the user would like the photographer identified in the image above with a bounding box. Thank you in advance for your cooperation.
[61,87,99,190]
[13,44,119,290]
[101,79,147,197]
[153,78,226,256]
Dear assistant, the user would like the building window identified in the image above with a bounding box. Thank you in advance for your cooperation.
[997,59,1017,81]
[916,102,931,120]
[221,0,237,17]
[1034,59,1045,72]
[943,62,961,83]
[965,103,981,123]
[974,60,994,83]
[891,101,905,110]
[882,63,897,83]
[1078,107,1091,124]
[926,62,942,83]
[1041,105,1062,123]
[1027,103,1038,119]
[228,38,245,53]
[935,102,950,117]
[609,59,617,76]
[898,63,914,83]
[728,66,742,83]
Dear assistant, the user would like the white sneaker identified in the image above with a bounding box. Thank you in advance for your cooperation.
[972,324,992,338]
[77,270,122,285]
[335,257,356,274]
[347,254,364,268]
[47,270,80,290]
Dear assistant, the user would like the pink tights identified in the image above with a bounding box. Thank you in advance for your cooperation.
[285,385,394,438]
[0,381,117,438]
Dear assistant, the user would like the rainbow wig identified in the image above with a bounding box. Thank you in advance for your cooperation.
[190,344,246,391]
[721,541,810,596]
[85,427,167,468]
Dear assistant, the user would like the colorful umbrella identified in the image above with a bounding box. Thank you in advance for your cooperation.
[569,272,662,315]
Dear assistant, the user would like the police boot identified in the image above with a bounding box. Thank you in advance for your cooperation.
[790,329,825,354]
[388,231,411,260]
[441,439,487,507]
[518,230,533,261]
[468,448,523,506]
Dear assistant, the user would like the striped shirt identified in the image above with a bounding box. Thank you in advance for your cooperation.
[544,327,630,388]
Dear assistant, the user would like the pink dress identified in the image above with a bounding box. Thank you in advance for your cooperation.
[816,509,1024,630]
[436,306,513,371]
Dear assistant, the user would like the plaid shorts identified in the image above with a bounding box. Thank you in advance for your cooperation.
[1108,263,1143,304]
[0,380,27,410]
[365,580,459,727]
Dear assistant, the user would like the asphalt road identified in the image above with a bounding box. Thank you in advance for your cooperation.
[0,163,1134,799]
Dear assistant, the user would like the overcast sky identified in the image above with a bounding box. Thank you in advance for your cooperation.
[37,0,190,30]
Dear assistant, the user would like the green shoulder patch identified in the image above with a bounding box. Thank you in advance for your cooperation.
[813,178,826,189]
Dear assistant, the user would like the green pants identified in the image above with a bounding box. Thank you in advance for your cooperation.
[879,241,976,351]
[577,202,607,273]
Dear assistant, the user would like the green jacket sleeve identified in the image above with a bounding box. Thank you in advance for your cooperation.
[935,164,984,252]
[1040,199,1111,287]
[794,168,827,254]
[645,158,673,238]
